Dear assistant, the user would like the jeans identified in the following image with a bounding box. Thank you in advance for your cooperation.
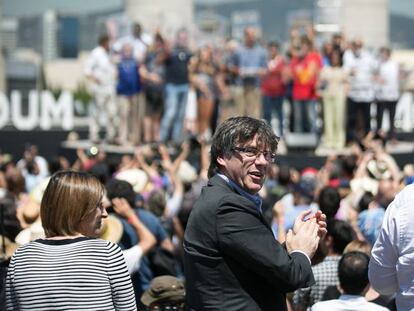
[293,99,317,133]
[262,95,284,136]
[160,83,189,142]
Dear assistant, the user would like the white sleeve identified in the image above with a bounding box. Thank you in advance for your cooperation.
[112,38,124,54]
[369,199,399,295]
[122,245,144,275]
[165,193,183,218]
[84,50,97,76]
[310,302,324,311]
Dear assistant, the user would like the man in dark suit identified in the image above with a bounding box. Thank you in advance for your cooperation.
[184,116,326,311]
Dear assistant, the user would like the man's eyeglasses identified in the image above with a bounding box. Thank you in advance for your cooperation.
[233,146,276,162]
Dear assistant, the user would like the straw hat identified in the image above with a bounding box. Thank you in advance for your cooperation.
[100,214,123,243]
[176,161,197,184]
[367,160,391,180]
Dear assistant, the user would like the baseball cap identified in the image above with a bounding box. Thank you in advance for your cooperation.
[141,276,185,306]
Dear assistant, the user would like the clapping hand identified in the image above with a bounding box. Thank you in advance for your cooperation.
[293,210,327,239]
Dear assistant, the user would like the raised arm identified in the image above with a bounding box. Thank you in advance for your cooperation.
[112,198,156,274]
[112,198,156,255]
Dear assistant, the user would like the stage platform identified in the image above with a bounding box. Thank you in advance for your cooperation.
[0,128,413,170]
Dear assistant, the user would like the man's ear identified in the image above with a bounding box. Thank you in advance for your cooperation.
[217,155,226,167]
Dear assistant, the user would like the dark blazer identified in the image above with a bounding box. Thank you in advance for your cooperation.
[184,175,315,311]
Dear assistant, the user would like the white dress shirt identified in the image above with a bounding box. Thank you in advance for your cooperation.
[343,49,377,102]
[311,295,389,311]
[369,184,414,311]
[84,45,116,95]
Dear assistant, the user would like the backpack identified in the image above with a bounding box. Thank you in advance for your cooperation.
[147,247,178,277]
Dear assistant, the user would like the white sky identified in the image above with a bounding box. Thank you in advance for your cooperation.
[3,0,414,18]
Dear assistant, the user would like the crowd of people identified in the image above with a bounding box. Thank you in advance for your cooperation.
[0,21,413,311]
[84,23,402,151]
[0,115,413,309]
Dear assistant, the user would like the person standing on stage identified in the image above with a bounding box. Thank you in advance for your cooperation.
[159,29,192,143]
[233,27,267,119]
[116,42,144,145]
[184,116,327,310]
[375,47,400,142]
[343,39,377,143]
[84,34,117,144]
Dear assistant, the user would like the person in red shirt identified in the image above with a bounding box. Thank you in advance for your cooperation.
[261,41,288,136]
[290,36,322,133]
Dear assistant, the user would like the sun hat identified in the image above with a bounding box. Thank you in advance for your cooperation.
[115,169,148,193]
[100,214,123,243]
[141,275,185,306]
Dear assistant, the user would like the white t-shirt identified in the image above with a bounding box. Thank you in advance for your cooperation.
[123,245,144,274]
[376,59,399,101]
[311,295,389,311]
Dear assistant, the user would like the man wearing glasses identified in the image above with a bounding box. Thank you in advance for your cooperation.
[184,116,327,311]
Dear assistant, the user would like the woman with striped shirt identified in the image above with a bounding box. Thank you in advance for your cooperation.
[6,170,136,310]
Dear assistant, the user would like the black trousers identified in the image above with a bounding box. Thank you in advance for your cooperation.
[376,100,397,139]
[346,98,371,143]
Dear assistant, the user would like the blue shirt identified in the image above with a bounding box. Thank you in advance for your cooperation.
[217,173,262,213]
[358,207,385,246]
[118,209,168,302]
[235,44,267,86]
[117,57,142,96]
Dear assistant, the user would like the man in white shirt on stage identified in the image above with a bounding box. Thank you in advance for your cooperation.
[84,34,117,144]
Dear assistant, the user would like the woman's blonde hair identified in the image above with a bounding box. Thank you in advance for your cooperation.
[40,170,105,237]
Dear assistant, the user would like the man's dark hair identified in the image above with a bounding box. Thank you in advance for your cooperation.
[268,41,280,49]
[98,34,109,46]
[208,117,279,178]
[300,35,312,48]
[358,191,374,212]
[147,189,167,217]
[341,155,357,178]
[105,179,136,209]
[318,186,341,219]
[278,164,291,186]
[338,251,370,295]
[327,219,356,254]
